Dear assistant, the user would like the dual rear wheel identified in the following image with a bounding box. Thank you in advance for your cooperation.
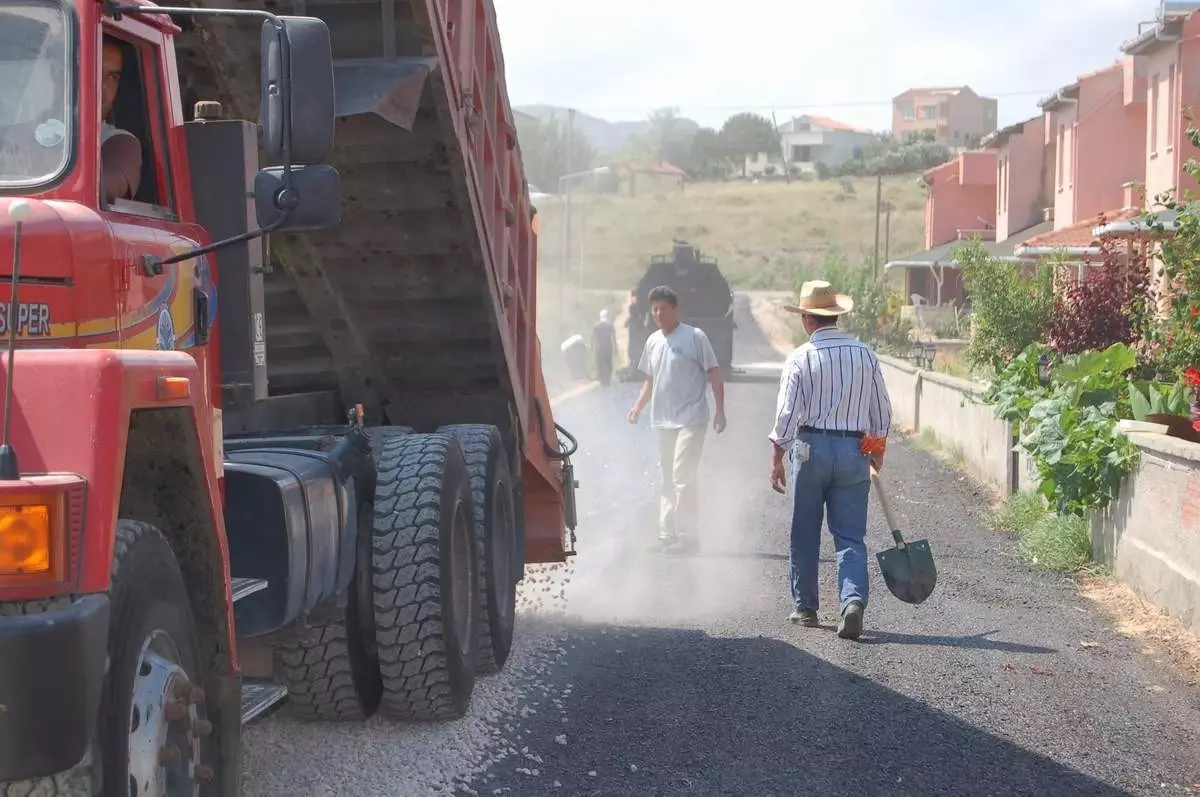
[277,425,520,724]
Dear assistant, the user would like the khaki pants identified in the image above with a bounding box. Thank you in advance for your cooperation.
[657,425,708,540]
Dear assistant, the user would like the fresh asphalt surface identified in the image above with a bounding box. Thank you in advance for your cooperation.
[468,304,1200,797]
[241,300,1200,795]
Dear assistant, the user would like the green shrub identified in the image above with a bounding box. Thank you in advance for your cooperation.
[983,342,1142,516]
[985,492,1093,572]
[1017,513,1092,573]
[985,492,1047,536]
[954,238,1054,373]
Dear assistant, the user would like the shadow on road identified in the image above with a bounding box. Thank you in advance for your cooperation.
[517,623,1132,797]
[855,628,1057,654]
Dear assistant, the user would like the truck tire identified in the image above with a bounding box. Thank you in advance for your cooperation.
[371,433,479,720]
[102,520,214,796]
[275,605,381,722]
[437,424,519,675]
[274,425,414,722]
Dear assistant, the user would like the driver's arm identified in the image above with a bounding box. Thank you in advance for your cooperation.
[102,129,142,203]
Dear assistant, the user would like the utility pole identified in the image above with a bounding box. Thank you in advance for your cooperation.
[884,200,893,266]
[872,173,883,278]
[560,108,576,337]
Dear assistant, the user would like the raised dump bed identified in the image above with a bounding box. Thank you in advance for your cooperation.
[174,0,537,436]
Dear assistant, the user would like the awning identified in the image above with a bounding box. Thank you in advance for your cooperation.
[884,220,1048,271]
[1093,208,1180,238]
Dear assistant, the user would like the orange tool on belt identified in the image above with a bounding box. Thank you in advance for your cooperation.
[860,434,887,456]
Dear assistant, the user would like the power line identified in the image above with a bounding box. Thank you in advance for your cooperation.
[521,89,1054,114]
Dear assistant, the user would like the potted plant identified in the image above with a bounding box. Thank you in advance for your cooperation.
[1127,374,1200,443]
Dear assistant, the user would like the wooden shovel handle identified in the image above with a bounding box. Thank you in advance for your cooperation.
[870,468,907,548]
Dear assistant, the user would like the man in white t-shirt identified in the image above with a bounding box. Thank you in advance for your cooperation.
[627,285,727,552]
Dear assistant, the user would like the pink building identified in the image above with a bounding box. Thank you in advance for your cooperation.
[884,150,999,306]
[1030,61,1147,238]
[1095,4,1200,243]
[1091,3,1200,313]
[985,114,1055,242]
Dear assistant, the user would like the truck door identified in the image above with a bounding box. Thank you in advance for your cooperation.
[97,24,213,353]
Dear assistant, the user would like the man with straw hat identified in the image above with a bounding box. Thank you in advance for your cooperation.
[767,279,893,640]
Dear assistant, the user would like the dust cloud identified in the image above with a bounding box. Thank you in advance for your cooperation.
[521,293,790,630]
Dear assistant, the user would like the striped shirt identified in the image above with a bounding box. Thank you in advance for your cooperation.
[768,327,893,447]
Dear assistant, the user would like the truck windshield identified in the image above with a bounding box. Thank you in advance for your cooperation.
[0,1,70,187]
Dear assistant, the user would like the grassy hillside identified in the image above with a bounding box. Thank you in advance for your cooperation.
[533,175,927,296]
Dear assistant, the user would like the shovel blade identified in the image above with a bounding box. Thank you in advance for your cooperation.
[875,539,937,605]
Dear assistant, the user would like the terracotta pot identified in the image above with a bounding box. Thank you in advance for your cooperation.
[1146,413,1200,444]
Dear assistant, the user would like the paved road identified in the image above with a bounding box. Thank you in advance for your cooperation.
[243,308,1200,796]
[467,376,1200,796]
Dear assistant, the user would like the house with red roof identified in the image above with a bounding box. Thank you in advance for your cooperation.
[612,161,686,197]
[745,114,877,177]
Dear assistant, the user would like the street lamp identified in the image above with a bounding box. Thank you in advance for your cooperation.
[557,166,612,337]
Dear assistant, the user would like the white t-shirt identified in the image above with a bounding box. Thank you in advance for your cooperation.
[637,323,719,430]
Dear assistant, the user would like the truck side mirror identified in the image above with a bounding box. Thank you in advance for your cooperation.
[254,164,341,232]
[260,16,335,165]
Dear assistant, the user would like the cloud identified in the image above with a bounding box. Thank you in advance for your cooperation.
[494,0,1154,130]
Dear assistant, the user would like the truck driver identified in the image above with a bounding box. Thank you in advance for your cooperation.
[101,35,142,204]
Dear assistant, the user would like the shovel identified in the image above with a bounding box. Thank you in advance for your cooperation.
[870,470,937,605]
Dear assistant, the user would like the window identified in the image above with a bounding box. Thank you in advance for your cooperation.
[920,105,938,120]
[792,145,812,162]
[0,0,72,190]
[1150,72,1160,154]
[901,104,915,120]
[1167,64,1176,148]
[101,32,176,218]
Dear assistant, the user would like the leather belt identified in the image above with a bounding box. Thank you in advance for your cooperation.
[798,425,864,439]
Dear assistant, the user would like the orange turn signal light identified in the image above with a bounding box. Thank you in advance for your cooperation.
[156,376,192,401]
[0,503,52,576]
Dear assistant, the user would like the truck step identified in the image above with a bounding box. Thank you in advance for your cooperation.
[231,577,269,603]
[240,679,288,725]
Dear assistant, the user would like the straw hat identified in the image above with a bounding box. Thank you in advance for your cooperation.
[784,280,854,316]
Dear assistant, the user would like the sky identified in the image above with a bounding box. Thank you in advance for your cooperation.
[493,0,1162,132]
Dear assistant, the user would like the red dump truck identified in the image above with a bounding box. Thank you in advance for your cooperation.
[0,0,578,793]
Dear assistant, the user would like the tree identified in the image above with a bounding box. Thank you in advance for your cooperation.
[719,112,779,176]
[686,127,731,179]
[514,114,598,191]
[954,238,1054,372]
[617,107,697,173]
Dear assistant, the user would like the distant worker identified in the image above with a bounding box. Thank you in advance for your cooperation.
[627,285,727,553]
[100,37,143,204]
[592,309,617,386]
[767,280,892,641]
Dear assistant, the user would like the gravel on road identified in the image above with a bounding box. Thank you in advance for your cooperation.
[241,302,1200,796]
[470,376,1200,797]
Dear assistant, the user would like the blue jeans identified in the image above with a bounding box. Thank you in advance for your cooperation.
[789,432,871,614]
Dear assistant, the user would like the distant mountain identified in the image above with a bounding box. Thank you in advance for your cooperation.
[515,104,702,154]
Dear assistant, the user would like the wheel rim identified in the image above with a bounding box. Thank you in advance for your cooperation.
[127,629,209,796]
[491,482,514,627]
[450,497,474,655]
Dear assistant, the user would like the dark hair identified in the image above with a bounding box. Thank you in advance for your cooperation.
[647,285,678,307]
[807,314,838,328]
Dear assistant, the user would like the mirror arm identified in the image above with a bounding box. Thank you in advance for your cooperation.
[143,208,292,273]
